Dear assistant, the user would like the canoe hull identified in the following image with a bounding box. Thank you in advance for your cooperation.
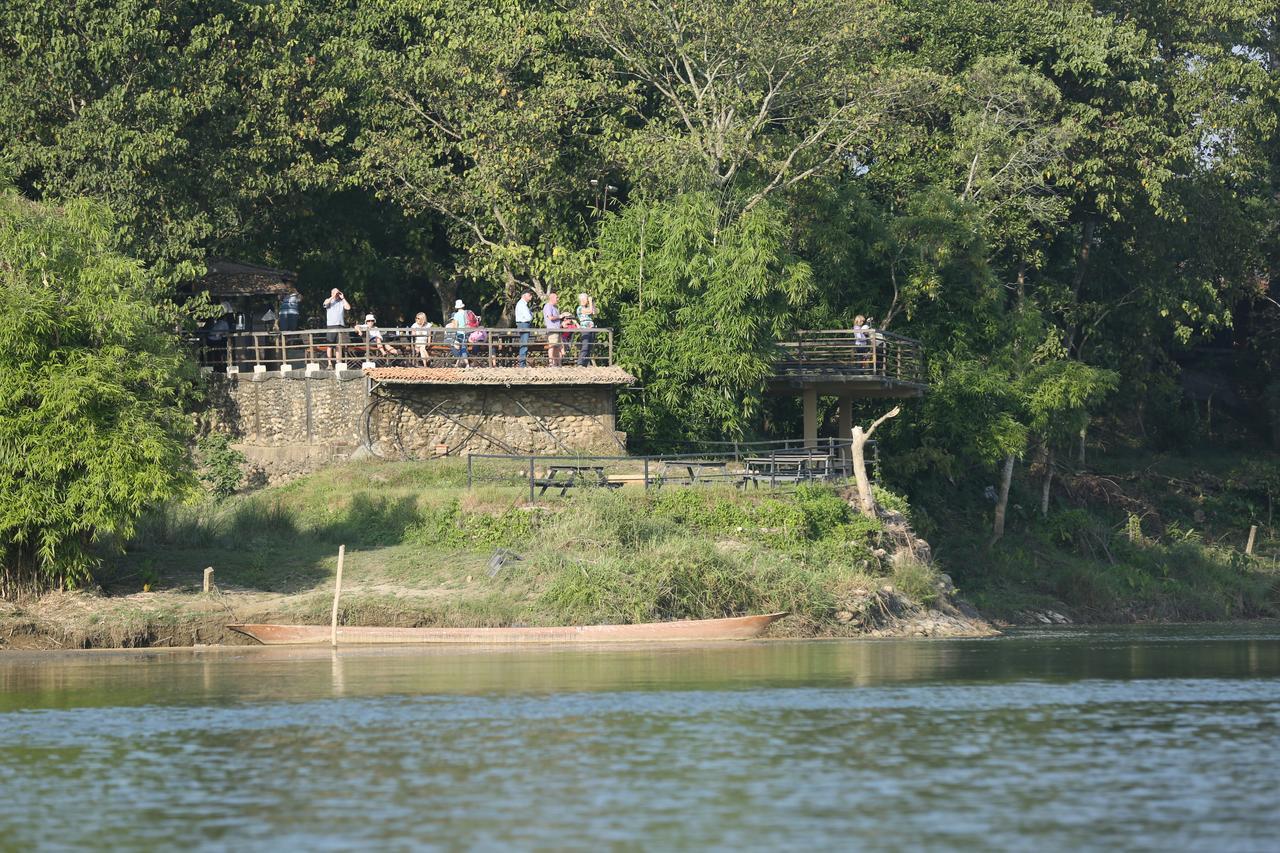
[227,613,786,646]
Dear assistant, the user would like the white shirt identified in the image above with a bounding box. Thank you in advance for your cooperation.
[324,297,347,326]
[515,299,533,324]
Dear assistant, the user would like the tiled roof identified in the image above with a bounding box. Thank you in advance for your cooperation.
[365,366,636,386]
[196,259,297,296]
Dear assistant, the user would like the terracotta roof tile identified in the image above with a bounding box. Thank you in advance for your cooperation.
[365,366,636,386]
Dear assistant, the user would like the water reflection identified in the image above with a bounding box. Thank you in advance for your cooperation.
[2,625,1279,850]
[4,626,1280,711]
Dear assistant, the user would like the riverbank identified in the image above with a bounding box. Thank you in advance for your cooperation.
[917,449,1280,624]
[0,460,992,649]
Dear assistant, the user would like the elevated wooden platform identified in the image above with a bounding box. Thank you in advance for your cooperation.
[769,329,927,444]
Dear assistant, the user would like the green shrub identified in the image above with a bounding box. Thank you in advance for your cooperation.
[197,433,247,500]
[891,559,941,605]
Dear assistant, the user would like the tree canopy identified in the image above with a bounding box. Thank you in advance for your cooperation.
[2,0,1279,579]
[0,190,196,593]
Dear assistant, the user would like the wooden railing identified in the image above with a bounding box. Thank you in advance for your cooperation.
[775,329,925,385]
[192,326,615,371]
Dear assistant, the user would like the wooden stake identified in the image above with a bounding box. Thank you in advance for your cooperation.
[203,566,214,593]
[331,544,345,647]
[1246,525,1257,555]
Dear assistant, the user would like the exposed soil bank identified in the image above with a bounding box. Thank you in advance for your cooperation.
[0,584,995,650]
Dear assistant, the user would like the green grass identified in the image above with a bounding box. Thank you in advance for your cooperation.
[111,460,917,635]
[917,449,1280,622]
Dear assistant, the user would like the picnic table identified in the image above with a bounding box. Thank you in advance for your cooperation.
[654,460,730,487]
[741,453,840,487]
[532,464,622,496]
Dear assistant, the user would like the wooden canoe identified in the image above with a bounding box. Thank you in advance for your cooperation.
[227,613,786,646]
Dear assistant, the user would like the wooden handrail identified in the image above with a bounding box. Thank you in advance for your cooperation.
[191,326,616,371]
[775,328,926,384]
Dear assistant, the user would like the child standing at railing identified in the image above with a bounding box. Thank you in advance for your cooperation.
[853,315,871,373]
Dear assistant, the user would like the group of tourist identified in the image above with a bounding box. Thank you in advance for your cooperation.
[293,288,599,368]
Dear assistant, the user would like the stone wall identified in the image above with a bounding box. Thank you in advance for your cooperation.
[365,384,625,458]
[204,370,626,479]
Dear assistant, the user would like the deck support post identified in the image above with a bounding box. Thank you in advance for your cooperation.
[803,386,818,448]
[837,396,853,463]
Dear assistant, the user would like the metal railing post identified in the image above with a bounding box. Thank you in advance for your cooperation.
[529,456,535,504]
[644,457,650,490]
[467,453,473,490]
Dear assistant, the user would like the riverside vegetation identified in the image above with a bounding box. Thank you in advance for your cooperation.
[4,451,1277,648]
[0,460,989,648]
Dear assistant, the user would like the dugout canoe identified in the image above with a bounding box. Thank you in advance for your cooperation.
[227,613,786,646]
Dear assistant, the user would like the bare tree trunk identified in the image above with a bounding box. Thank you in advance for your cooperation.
[990,453,1016,546]
[431,274,457,323]
[850,406,901,518]
[499,265,520,326]
[1077,418,1088,468]
[1040,447,1054,517]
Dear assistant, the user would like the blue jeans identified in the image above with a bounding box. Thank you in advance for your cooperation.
[452,333,468,361]
[517,321,530,366]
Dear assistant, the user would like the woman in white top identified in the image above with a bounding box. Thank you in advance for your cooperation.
[410,312,432,366]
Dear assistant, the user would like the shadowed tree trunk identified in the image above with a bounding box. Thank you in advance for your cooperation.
[1041,446,1054,517]
[990,453,1016,546]
[431,273,457,323]
[851,406,900,518]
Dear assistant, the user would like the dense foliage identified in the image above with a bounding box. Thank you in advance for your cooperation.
[0,192,196,592]
[1,0,1278,590]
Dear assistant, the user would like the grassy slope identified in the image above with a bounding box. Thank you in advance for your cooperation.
[59,459,955,643]
[914,450,1280,622]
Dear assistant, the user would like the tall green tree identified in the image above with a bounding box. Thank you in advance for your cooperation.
[347,0,621,318]
[0,191,196,594]
[0,0,346,283]
[596,193,813,443]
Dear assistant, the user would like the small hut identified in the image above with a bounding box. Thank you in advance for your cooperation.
[195,259,298,332]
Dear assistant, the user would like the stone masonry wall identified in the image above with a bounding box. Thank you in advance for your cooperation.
[365,385,625,458]
[204,371,626,480]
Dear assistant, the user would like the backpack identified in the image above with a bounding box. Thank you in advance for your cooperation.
[465,310,479,328]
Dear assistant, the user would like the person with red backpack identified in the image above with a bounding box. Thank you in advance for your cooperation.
[450,299,470,367]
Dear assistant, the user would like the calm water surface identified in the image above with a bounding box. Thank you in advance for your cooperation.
[2,624,1279,851]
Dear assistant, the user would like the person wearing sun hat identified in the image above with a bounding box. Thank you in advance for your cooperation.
[449,299,469,366]
[355,312,391,360]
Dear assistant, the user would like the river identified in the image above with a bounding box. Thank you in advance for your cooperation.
[2,624,1279,850]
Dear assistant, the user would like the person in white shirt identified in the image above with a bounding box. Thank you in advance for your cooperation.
[514,291,534,367]
[322,288,350,366]
[410,312,432,367]
[355,313,392,359]
[853,314,872,373]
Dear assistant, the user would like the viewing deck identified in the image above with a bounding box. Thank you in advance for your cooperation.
[192,325,927,401]
[771,329,926,397]
[193,326,615,372]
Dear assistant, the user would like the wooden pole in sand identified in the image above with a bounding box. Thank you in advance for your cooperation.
[330,544,346,647]
[1246,525,1257,555]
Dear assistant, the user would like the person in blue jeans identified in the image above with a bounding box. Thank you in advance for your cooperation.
[450,298,470,365]
[515,290,534,366]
